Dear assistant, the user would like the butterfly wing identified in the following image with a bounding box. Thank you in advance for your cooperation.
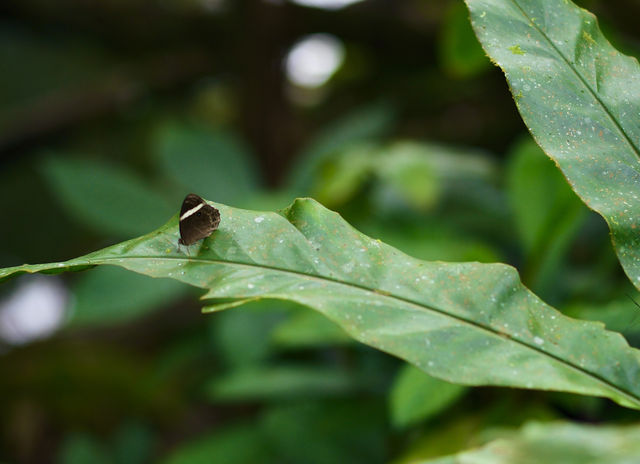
[178,194,220,245]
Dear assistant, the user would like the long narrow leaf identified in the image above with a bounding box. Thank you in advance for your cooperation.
[2,199,640,408]
[465,0,640,288]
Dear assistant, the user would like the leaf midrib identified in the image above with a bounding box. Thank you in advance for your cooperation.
[96,253,640,406]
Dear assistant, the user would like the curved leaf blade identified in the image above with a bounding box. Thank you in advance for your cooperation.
[41,157,173,237]
[69,266,188,327]
[153,124,258,204]
[420,421,640,464]
[206,365,356,401]
[390,365,466,429]
[2,199,640,409]
[465,0,640,288]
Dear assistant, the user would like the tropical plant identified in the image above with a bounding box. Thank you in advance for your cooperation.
[2,0,640,462]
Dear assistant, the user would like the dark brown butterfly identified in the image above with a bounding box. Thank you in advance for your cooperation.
[178,193,220,246]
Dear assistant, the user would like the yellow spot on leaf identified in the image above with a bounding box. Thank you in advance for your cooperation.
[583,31,596,45]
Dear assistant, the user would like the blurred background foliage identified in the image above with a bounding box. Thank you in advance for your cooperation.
[1,0,640,463]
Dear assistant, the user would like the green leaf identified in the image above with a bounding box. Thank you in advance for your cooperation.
[70,266,188,327]
[375,142,440,212]
[212,300,290,367]
[57,432,113,464]
[507,137,585,254]
[161,424,272,464]
[370,141,501,220]
[3,199,640,409]
[261,399,387,464]
[313,140,496,213]
[111,421,154,464]
[390,364,466,429]
[154,123,258,205]
[420,421,640,464]
[312,143,375,207]
[563,296,640,336]
[271,308,351,348]
[439,2,491,78]
[206,365,356,401]
[41,157,173,237]
[465,0,640,289]
[393,402,557,463]
[505,136,587,292]
[361,221,500,263]
[393,416,484,463]
[287,102,395,193]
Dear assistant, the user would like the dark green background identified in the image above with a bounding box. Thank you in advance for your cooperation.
[1,1,639,463]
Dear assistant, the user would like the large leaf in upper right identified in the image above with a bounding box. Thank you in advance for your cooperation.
[465,0,640,289]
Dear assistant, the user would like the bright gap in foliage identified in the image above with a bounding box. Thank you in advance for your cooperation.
[288,0,366,10]
[0,276,68,345]
[285,33,345,88]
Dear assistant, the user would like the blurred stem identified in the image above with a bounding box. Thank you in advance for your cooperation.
[234,0,298,188]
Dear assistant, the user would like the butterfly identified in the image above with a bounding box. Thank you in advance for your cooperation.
[178,193,220,246]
